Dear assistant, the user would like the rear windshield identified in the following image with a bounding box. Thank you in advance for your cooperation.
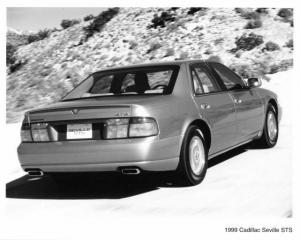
[63,65,180,100]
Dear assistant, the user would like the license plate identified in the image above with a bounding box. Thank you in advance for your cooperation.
[67,123,92,139]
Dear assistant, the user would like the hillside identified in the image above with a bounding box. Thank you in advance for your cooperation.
[6,28,29,47]
[6,7,293,123]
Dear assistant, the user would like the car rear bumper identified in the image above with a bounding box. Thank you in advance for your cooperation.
[17,136,181,172]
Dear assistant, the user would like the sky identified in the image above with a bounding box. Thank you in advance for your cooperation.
[7,7,106,32]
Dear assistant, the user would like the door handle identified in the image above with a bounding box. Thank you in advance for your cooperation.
[200,103,211,109]
[233,98,242,104]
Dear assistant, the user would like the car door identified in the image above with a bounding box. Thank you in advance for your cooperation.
[189,63,238,155]
[209,62,264,142]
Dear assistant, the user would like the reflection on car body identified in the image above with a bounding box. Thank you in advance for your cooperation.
[18,60,280,186]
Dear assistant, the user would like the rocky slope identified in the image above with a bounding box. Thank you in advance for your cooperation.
[6,28,29,47]
[6,7,293,123]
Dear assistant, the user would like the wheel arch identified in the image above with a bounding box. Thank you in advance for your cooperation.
[268,98,278,116]
[182,118,211,151]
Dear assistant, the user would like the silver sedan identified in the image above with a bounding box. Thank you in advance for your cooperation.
[17,60,280,186]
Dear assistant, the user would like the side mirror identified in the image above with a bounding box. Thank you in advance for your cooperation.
[247,78,261,88]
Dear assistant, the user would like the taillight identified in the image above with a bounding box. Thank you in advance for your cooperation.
[129,118,158,137]
[105,118,129,139]
[21,123,32,142]
[104,117,158,139]
[31,123,50,142]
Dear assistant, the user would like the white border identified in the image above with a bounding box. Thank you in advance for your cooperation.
[1,1,299,240]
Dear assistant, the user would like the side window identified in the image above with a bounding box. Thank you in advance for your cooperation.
[191,65,220,94]
[191,70,203,94]
[121,73,135,92]
[211,63,245,90]
[89,74,114,94]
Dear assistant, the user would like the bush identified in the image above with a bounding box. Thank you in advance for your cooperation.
[178,51,189,60]
[243,11,260,20]
[129,40,138,49]
[231,33,264,52]
[263,41,280,51]
[285,39,293,49]
[6,43,17,66]
[60,19,80,29]
[27,29,52,43]
[146,42,162,54]
[244,19,262,29]
[214,38,224,45]
[236,9,261,20]
[83,14,95,21]
[9,59,27,74]
[277,8,293,19]
[84,8,119,39]
[164,48,175,57]
[255,8,268,14]
[269,59,293,74]
[234,8,246,14]
[148,11,176,29]
[187,7,207,15]
[230,64,253,78]
[206,55,222,63]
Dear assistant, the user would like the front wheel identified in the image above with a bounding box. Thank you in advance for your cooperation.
[175,125,208,186]
[256,104,279,148]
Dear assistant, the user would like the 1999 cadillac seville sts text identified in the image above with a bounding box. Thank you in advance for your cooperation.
[17,60,281,186]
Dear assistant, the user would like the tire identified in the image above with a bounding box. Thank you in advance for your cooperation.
[175,125,208,186]
[256,104,279,148]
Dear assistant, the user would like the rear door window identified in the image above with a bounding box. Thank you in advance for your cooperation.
[190,64,221,94]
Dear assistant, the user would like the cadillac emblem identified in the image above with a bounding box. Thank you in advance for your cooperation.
[71,109,80,115]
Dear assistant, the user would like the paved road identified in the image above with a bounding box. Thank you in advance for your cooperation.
[5,122,292,218]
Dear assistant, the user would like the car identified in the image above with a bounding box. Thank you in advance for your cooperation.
[17,60,280,186]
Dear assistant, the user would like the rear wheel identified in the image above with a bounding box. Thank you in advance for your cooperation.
[256,104,279,148]
[175,125,208,186]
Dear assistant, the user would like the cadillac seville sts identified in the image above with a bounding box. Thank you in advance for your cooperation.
[17,60,280,186]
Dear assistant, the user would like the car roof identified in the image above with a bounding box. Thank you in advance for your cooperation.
[94,59,208,73]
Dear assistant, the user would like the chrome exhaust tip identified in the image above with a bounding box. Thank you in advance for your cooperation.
[121,168,141,175]
[27,170,44,177]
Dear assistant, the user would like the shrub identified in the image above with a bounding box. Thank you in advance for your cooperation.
[263,41,280,51]
[164,48,175,57]
[255,8,268,14]
[214,38,224,45]
[178,51,189,60]
[83,14,95,21]
[277,8,293,19]
[129,40,138,49]
[60,19,80,29]
[244,19,262,29]
[187,7,207,15]
[231,33,264,52]
[285,39,293,49]
[235,9,261,20]
[206,55,222,63]
[148,11,176,29]
[242,11,260,20]
[6,43,17,66]
[230,64,253,78]
[84,8,119,39]
[27,29,52,43]
[146,42,162,54]
[269,59,293,74]
[234,8,246,14]
[27,34,40,43]
[9,59,27,74]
